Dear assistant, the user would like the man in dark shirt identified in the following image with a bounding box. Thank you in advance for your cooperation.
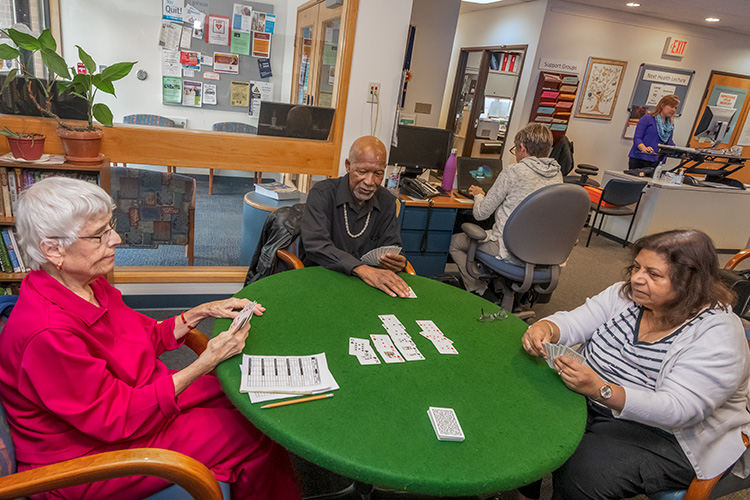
[301,136,410,297]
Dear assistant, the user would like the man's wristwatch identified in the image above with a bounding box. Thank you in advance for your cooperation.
[594,384,613,402]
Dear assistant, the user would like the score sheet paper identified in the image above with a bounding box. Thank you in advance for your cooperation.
[240,352,339,403]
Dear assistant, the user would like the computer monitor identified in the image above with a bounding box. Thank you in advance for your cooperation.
[389,125,453,176]
[693,105,737,147]
[256,102,335,140]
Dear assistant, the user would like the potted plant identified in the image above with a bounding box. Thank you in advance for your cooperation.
[0,126,45,161]
[0,27,135,164]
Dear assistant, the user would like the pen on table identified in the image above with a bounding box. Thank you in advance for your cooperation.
[260,393,334,409]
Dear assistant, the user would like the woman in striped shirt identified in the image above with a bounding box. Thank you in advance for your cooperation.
[519,229,749,500]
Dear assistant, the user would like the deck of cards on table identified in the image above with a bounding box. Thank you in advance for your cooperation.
[428,407,465,442]
[542,342,586,369]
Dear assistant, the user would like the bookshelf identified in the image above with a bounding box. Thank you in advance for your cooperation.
[528,72,580,141]
[0,156,111,287]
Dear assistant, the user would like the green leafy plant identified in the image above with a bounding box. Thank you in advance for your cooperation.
[0,27,135,131]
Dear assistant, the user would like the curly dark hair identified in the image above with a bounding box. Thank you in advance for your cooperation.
[620,230,736,327]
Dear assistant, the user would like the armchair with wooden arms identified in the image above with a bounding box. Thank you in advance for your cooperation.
[0,328,227,500]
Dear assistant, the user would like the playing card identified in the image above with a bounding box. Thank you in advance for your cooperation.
[361,246,403,267]
[370,334,405,363]
[349,337,381,364]
[404,286,417,299]
[416,320,442,334]
[228,301,257,334]
[543,342,585,369]
[427,407,465,442]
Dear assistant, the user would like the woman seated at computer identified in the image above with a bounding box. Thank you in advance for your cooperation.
[0,178,301,500]
[449,123,562,300]
[519,229,749,500]
[628,94,680,173]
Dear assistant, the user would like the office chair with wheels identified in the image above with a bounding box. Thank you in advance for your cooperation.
[586,179,647,247]
[563,163,600,187]
[461,183,590,313]
[0,317,229,500]
[122,115,182,173]
[211,122,260,195]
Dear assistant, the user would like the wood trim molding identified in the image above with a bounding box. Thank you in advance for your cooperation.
[112,266,247,284]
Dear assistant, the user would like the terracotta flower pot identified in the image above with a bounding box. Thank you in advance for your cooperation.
[7,134,45,161]
[57,127,104,165]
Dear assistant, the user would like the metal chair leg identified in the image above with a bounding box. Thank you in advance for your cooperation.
[586,211,598,247]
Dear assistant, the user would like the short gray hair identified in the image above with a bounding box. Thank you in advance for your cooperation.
[514,123,554,158]
[16,177,114,270]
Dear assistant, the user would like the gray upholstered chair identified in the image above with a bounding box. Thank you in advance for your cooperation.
[111,166,196,265]
[461,183,590,312]
[210,122,260,195]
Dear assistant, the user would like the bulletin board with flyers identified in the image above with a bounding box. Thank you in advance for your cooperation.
[160,0,276,115]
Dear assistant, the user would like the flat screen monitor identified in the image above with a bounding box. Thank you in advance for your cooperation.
[693,105,737,146]
[256,102,335,140]
[389,125,453,175]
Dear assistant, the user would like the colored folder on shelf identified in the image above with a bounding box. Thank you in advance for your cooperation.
[560,85,578,93]
[536,107,555,115]
[540,91,559,99]
[558,93,577,101]
[535,116,553,123]
[562,76,579,85]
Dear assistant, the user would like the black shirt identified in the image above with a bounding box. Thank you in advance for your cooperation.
[301,175,402,275]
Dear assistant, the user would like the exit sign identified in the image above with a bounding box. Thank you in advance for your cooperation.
[663,37,687,57]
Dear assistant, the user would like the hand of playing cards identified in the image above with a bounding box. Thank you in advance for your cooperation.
[542,342,586,370]
[227,301,258,335]
[360,245,403,267]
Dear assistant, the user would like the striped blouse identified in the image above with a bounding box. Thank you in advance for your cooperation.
[583,302,716,391]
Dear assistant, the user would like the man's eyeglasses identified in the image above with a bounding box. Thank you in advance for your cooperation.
[477,308,509,323]
[509,145,517,155]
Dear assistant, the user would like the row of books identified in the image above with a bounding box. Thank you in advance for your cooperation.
[0,227,31,274]
[0,167,99,218]
[0,283,19,295]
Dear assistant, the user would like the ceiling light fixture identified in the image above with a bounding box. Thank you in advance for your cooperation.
[626,2,640,7]
[463,0,503,4]
[705,17,720,22]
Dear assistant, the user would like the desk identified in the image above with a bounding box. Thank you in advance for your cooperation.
[600,171,750,250]
[214,267,586,496]
[240,190,308,266]
[397,190,473,277]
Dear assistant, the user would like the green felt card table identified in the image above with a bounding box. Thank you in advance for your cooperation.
[214,266,586,497]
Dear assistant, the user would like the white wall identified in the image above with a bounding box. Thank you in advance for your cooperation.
[403,0,461,128]
[527,0,750,176]
[440,0,549,165]
[338,0,414,175]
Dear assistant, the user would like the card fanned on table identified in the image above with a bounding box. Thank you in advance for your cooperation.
[378,314,425,361]
[428,407,465,442]
[542,342,586,369]
[349,337,381,365]
[370,334,405,363]
[417,320,458,354]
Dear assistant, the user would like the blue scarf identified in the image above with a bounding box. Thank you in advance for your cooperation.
[655,115,674,143]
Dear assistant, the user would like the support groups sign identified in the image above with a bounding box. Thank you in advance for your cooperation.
[538,58,582,75]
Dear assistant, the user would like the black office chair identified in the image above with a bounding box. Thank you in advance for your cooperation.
[564,163,600,187]
[586,179,647,247]
[461,183,590,313]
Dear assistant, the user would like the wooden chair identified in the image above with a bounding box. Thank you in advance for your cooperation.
[0,325,227,500]
[210,123,260,195]
[122,115,183,173]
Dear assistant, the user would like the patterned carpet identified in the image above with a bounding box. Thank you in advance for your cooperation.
[114,173,256,266]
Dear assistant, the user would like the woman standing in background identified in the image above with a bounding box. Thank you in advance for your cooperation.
[628,94,680,173]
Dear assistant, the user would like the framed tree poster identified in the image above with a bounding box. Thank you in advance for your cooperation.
[575,57,628,120]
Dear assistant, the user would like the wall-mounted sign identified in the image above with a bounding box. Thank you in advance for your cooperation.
[663,37,687,58]
[537,58,581,75]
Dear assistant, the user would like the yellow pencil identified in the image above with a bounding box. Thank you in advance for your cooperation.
[260,393,334,409]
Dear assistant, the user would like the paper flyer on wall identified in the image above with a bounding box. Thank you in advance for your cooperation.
[231,81,250,107]
[214,52,239,74]
[161,49,181,77]
[182,80,202,107]
[162,76,182,103]
[184,4,205,39]
[231,30,251,56]
[247,81,272,116]
[183,68,195,78]
[180,26,192,49]
[159,21,181,51]
[203,83,217,105]
[162,0,184,22]
[252,32,271,58]
[251,12,267,32]
[264,14,275,34]
[258,58,272,78]
[232,4,253,32]
[207,15,230,45]
[179,50,200,70]
[203,71,220,80]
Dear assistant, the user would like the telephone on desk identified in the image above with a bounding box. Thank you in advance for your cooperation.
[400,177,440,199]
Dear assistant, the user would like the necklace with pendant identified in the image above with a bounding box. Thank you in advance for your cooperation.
[343,204,371,238]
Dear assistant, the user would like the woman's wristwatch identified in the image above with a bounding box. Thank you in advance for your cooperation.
[592,383,612,402]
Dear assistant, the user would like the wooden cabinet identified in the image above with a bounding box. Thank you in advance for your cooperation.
[290,0,345,108]
[0,156,110,285]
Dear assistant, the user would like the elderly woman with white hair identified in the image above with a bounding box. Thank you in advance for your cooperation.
[0,177,301,500]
